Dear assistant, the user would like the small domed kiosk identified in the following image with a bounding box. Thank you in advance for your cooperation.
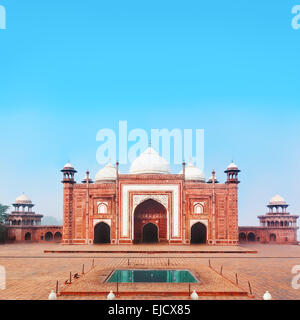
[6,193,62,243]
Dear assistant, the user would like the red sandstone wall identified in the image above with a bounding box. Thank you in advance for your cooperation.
[7,226,62,243]
[62,174,239,245]
[185,182,239,245]
[239,226,298,244]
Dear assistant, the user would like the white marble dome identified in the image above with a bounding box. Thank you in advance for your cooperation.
[15,193,32,204]
[227,162,238,170]
[269,194,286,206]
[130,147,171,175]
[179,162,205,182]
[63,162,74,169]
[95,162,117,182]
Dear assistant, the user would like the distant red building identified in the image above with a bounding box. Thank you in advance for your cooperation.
[239,195,299,244]
[61,147,240,245]
[6,194,62,242]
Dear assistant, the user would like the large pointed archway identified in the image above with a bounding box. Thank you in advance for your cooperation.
[191,222,207,244]
[94,222,111,244]
[133,199,167,243]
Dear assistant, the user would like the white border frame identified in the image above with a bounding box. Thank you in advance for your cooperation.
[121,184,180,240]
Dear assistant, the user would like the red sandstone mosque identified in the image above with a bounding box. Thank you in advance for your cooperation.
[5,147,298,245]
[61,147,240,245]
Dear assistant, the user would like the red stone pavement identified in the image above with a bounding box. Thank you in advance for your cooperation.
[0,243,299,300]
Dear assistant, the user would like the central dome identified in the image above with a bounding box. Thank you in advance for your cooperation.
[130,147,171,175]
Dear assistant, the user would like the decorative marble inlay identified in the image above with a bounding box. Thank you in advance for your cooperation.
[132,194,168,212]
[121,184,180,239]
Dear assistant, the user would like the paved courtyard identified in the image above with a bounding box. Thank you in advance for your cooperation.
[0,243,300,300]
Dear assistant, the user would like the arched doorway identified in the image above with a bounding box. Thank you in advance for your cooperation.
[142,223,158,243]
[134,199,167,243]
[54,232,62,242]
[45,232,53,241]
[94,222,110,244]
[190,222,207,244]
[270,233,276,242]
[247,232,256,242]
[25,232,31,241]
[239,232,246,242]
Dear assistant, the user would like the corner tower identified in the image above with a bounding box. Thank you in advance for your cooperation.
[61,163,77,244]
[225,162,240,184]
[224,162,241,244]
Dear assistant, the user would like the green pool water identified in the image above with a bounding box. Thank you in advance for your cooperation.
[106,269,197,283]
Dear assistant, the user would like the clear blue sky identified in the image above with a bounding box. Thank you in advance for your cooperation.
[0,0,299,230]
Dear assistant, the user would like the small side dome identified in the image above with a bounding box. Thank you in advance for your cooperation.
[95,163,117,182]
[269,194,286,206]
[130,147,171,175]
[180,162,205,182]
[63,162,74,169]
[227,162,238,170]
[15,193,32,204]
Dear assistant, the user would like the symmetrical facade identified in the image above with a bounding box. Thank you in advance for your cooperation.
[6,194,62,242]
[239,195,299,244]
[61,147,240,245]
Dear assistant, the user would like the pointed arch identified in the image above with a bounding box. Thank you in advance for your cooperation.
[142,223,158,243]
[25,232,31,241]
[133,199,167,243]
[45,232,53,241]
[190,222,207,244]
[98,203,108,214]
[94,222,110,244]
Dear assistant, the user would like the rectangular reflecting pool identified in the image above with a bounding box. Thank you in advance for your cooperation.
[106,269,198,283]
